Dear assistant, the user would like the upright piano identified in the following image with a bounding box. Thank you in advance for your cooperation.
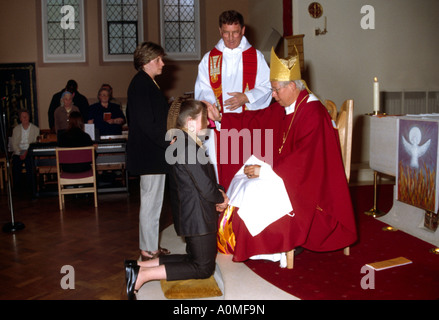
[29,138,128,196]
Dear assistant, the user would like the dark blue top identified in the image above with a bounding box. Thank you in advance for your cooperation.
[88,102,126,136]
[58,127,93,173]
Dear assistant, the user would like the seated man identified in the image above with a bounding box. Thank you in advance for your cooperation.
[87,87,126,137]
[209,48,357,263]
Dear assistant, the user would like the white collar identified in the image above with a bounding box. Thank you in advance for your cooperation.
[216,36,251,54]
[284,100,297,116]
[284,93,319,115]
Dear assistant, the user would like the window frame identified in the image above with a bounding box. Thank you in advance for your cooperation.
[101,0,144,62]
[159,0,201,61]
[41,0,87,64]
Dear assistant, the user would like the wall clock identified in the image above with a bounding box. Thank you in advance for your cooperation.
[308,2,323,19]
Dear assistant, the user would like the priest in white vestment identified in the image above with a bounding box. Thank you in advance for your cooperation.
[194,10,272,187]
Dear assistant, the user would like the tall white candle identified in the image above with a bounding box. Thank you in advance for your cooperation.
[373,77,379,112]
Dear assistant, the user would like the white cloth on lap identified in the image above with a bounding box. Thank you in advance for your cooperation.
[227,155,294,237]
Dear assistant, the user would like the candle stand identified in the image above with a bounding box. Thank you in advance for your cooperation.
[365,171,387,218]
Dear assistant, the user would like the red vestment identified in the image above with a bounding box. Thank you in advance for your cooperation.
[208,47,258,190]
[221,90,357,261]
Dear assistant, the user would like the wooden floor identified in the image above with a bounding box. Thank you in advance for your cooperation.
[0,179,172,300]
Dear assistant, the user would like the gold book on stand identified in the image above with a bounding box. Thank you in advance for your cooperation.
[366,257,412,271]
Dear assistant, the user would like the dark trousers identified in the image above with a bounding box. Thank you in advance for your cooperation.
[12,154,33,191]
[159,233,217,281]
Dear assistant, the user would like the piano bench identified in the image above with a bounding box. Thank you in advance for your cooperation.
[97,163,126,187]
[96,163,125,171]
[37,165,58,191]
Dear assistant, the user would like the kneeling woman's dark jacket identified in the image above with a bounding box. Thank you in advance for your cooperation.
[169,131,224,237]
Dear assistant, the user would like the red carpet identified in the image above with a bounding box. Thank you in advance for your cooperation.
[244,184,439,300]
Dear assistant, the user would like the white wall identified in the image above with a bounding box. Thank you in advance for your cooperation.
[247,0,284,50]
[293,0,439,167]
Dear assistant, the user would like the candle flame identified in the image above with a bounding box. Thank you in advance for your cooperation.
[374,77,378,82]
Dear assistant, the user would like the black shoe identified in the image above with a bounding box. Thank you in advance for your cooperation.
[294,246,304,256]
[125,260,138,267]
[124,260,140,300]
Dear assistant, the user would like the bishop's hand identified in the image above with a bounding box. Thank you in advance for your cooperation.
[244,165,261,179]
[204,100,221,122]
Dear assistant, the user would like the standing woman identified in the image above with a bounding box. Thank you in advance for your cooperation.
[124,99,229,300]
[126,42,170,262]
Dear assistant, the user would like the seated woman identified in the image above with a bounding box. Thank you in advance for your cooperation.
[124,98,229,300]
[54,91,80,134]
[58,111,94,173]
[87,87,126,137]
[100,83,122,107]
[11,109,40,190]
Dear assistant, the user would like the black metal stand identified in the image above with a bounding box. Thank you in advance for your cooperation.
[1,100,25,233]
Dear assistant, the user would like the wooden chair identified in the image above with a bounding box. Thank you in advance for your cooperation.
[325,99,338,122]
[56,146,98,210]
[335,100,354,182]
[285,99,354,269]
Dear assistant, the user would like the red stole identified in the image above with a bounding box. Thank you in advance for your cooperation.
[208,46,258,189]
[208,47,258,113]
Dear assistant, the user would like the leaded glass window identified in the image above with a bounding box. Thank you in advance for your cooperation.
[160,0,200,60]
[102,0,143,62]
[41,0,86,63]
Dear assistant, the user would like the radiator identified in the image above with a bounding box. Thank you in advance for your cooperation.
[383,91,439,115]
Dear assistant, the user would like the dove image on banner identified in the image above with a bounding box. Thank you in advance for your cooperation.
[397,118,438,212]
